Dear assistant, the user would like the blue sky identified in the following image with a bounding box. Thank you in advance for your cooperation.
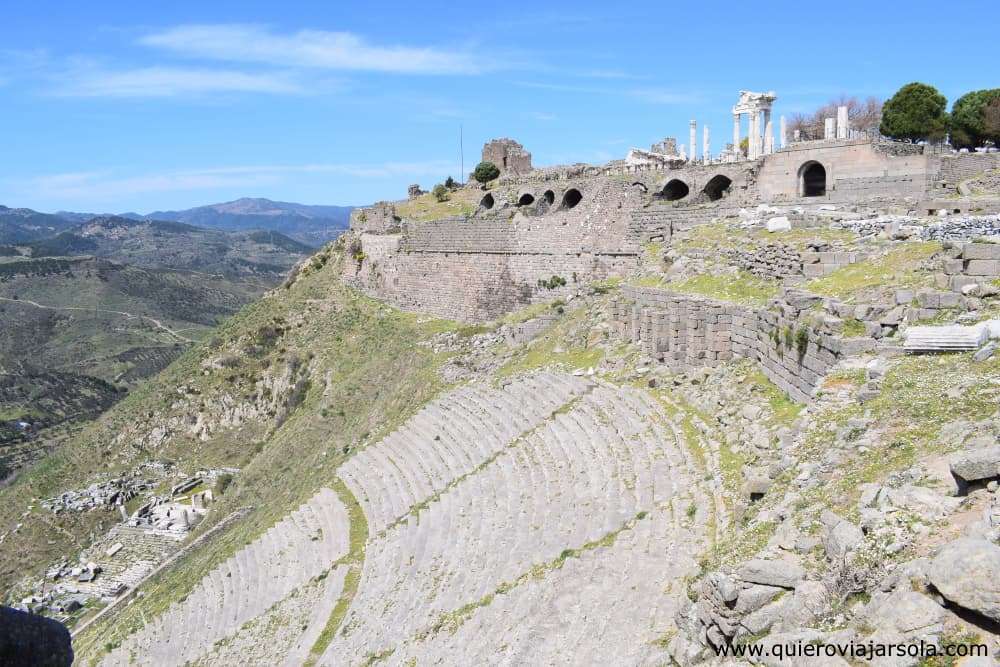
[0,0,995,213]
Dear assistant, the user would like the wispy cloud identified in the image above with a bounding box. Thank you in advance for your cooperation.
[20,162,457,200]
[140,24,485,75]
[53,66,310,98]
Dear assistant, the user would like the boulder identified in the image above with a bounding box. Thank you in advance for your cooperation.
[865,590,944,636]
[928,538,1000,622]
[950,446,1000,487]
[738,559,805,589]
[767,216,791,232]
[822,514,864,560]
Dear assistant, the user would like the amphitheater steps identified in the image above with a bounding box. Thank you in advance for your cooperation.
[100,488,349,666]
[319,376,708,664]
[338,371,591,536]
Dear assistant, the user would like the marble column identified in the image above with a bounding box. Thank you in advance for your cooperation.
[779,115,787,148]
[763,109,773,155]
[733,114,740,160]
[749,111,759,159]
[689,120,697,163]
[837,105,849,139]
[824,117,835,140]
[703,125,710,165]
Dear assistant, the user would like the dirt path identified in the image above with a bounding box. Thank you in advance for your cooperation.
[0,296,196,343]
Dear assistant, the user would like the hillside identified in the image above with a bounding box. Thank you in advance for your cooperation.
[0,215,313,457]
[0,206,76,244]
[3,139,1000,665]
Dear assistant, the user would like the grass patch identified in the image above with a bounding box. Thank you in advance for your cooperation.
[806,242,940,300]
[394,190,479,222]
[658,271,779,306]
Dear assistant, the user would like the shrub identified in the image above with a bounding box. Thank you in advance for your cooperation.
[444,176,457,189]
[795,326,809,358]
[537,275,567,290]
[473,161,500,183]
[880,82,949,143]
[432,184,449,202]
[215,473,233,495]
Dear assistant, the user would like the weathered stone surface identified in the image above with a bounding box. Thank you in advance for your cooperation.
[928,538,1000,622]
[738,559,805,589]
[821,512,863,560]
[0,606,73,667]
[950,446,1000,485]
[866,590,944,636]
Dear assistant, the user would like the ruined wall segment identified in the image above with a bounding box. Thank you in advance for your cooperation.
[757,139,932,202]
[612,287,874,402]
[343,175,646,321]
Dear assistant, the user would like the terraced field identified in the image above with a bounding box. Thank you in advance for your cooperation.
[96,371,708,665]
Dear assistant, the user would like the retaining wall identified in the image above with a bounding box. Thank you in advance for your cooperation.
[612,287,874,402]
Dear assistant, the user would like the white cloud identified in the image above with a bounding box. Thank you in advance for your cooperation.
[140,24,483,75]
[21,162,457,201]
[53,66,307,98]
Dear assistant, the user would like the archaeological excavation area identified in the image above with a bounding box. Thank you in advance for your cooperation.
[4,86,1000,666]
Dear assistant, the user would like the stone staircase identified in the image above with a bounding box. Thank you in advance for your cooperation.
[322,375,708,665]
[100,489,349,666]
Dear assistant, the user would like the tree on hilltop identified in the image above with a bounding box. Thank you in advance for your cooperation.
[473,161,500,184]
[951,89,1000,148]
[880,82,949,143]
[984,99,1000,146]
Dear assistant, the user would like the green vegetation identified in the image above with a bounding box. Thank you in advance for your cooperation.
[394,190,479,222]
[499,303,604,377]
[27,246,466,662]
[950,88,1000,149]
[805,242,940,300]
[536,275,567,290]
[841,317,867,337]
[472,161,500,184]
[880,82,949,143]
[655,271,779,306]
[431,184,449,203]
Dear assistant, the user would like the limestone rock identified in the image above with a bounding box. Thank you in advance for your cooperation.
[821,512,863,560]
[950,446,1000,486]
[738,558,805,589]
[928,538,1000,622]
[865,590,944,636]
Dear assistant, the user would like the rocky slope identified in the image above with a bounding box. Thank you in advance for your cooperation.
[1,208,999,664]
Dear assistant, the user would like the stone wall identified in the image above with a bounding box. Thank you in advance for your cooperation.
[936,152,1000,187]
[342,176,646,321]
[349,202,401,235]
[757,139,932,202]
[725,243,803,279]
[612,287,873,402]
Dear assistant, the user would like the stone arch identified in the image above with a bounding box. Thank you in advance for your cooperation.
[561,188,583,209]
[660,179,690,201]
[631,181,648,193]
[543,190,555,205]
[517,192,535,206]
[702,175,733,201]
[480,193,495,209]
[799,161,826,197]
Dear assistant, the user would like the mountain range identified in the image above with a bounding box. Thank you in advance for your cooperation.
[53,197,355,246]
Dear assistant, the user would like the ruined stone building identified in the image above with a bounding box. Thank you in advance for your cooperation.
[481,138,532,175]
